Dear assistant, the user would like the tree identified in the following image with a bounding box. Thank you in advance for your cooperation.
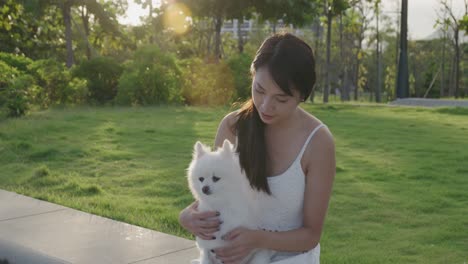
[183,0,248,59]
[349,0,372,101]
[323,0,351,103]
[396,0,409,98]
[438,0,468,98]
[21,0,121,68]
[253,0,318,33]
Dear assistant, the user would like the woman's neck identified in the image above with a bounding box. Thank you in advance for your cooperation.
[265,107,302,133]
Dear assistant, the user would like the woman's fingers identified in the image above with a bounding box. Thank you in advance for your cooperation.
[217,249,247,264]
[194,210,219,220]
[201,226,219,234]
[199,218,222,229]
[196,232,215,240]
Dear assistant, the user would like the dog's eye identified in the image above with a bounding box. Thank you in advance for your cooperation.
[212,176,220,182]
[199,177,204,182]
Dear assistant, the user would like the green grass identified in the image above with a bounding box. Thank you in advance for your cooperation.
[1,104,467,263]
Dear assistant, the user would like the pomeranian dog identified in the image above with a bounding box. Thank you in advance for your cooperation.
[187,139,274,264]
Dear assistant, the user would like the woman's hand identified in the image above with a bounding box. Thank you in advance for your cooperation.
[179,201,222,240]
[213,227,261,264]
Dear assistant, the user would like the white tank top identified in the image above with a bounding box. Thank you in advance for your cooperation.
[257,123,326,263]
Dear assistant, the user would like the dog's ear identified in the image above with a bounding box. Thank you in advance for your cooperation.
[220,139,234,157]
[194,141,209,159]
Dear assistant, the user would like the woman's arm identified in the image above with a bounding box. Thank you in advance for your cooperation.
[214,127,335,262]
[178,111,238,239]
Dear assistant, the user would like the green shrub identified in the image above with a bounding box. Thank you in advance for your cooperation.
[226,53,253,101]
[0,61,29,117]
[180,57,235,106]
[73,57,123,104]
[0,52,34,73]
[28,59,88,107]
[116,45,183,105]
[5,74,35,117]
[0,60,19,93]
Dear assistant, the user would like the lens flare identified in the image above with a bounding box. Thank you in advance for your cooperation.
[163,3,192,35]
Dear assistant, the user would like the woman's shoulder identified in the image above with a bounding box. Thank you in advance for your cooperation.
[298,108,325,130]
[214,110,239,148]
[223,110,240,127]
[299,108,334,156]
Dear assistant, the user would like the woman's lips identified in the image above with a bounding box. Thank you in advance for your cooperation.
[261,112,274,120]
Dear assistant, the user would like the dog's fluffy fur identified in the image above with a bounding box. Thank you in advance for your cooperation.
[188,140,274,264]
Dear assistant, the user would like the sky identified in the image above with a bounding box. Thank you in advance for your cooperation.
[118,0,467,40]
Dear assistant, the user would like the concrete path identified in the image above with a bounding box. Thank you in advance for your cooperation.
[0,189,198,264]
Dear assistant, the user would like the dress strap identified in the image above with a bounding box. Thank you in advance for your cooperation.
[296,124,326,162]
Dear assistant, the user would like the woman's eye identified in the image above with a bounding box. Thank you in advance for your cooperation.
[255,89,264,94]
[277,98,288,103]
[212,176,220,182]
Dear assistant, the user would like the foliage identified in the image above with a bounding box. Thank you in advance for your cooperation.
[4,74,34,117]
[116,45,183,105]
[226,52,253,101]
[0,59,36,117]
[28,59,88,107]
[180,57,236,106]
[0,0,64,60]
[73,57,123,104]
[0,52,33,72]
[461,15,468,33]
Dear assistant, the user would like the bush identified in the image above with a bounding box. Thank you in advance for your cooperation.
[28,59,88,107]
[116,45,183,105]
[226,53,253,101]
[4,74,35,117]
[0,54,36,116]
[180,57,236,106]
[0,52,33,73]
[73,57,123,104]
[0,60,19,92]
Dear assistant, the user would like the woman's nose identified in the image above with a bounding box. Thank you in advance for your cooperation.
[261,96,275,112]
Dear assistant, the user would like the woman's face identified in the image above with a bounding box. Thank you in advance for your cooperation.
[252,66,302,125]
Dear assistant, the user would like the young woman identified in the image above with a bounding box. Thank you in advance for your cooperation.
[180,33,336,264]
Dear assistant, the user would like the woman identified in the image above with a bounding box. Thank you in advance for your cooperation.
[179,33,336,264]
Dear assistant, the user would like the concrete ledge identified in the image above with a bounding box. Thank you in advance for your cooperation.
[0,190,198,264]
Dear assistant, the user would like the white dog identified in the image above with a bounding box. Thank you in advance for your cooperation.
[187,139,274,264]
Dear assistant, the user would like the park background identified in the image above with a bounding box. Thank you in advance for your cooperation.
[0,0,467,263]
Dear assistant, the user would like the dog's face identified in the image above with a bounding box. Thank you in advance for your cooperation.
[188,140,242,201]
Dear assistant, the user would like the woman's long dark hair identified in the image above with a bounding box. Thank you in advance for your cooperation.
[234,33,316,194]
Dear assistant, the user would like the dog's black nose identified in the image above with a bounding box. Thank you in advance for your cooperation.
[202,186,211,195]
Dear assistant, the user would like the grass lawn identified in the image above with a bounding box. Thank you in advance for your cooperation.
[1,104,467,263]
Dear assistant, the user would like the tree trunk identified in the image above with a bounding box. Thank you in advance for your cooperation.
[324,10,332,103]
[375,2,382,102]
[63,1,74,68]
[440,35,446,97]
[396,0,409,98]
[454,26,460,98]
[354,58,360,101]
[149,0,154,44]
[448,55,455,97]
[80,6,91,60]
[214,15,223,60]
[237,19,244,53]
[339,14,345,101]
